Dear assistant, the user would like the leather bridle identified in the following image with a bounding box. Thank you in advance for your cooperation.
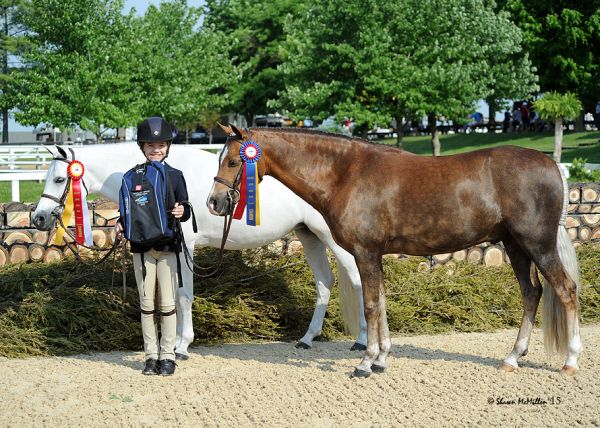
[39,149,121,268]
[206,134,251,274]
[40,156,72,210]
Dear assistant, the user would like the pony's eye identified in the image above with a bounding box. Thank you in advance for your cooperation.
[54,177,66,184]
[228,159,240,168]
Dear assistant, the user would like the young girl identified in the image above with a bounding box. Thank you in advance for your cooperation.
[118,117,191,376]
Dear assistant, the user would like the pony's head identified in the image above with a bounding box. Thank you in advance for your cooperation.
[207,123,265,216]
[32,145,73,231]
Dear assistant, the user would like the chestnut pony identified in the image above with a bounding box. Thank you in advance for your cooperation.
[208,124,581,378]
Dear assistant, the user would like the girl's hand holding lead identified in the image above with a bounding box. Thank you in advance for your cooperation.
[172,202,184,219]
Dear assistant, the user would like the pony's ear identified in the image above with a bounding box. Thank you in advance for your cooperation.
[55,144,68,159]
[217,122,234,136]
[230,124,245,141]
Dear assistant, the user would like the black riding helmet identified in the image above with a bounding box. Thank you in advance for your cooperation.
[137,117,174,157]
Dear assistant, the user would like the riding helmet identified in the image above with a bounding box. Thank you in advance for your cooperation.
[136,117,174,144]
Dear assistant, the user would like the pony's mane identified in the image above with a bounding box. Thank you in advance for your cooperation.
[249,127,376,146]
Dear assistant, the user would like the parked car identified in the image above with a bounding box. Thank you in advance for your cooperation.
[173,127,209,144]
[317,116,352,136]
[254,113,289,127]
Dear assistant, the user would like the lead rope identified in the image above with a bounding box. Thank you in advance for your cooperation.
[121,238,127,299]
[178,198,236,278]
[53,211,121,266]
[178,165,241,278]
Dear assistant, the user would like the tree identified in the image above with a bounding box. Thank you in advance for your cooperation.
[10,0,138,136]
[277,0,391,137]
[131,1,239,135]
[203,0,305,125]
[278,0,537,153]
[0,0,30,143]
[198,109,222,144]
[9,0,239,139]
[534,92,582,162]
[500,1,600,116]
[484,57,538,129]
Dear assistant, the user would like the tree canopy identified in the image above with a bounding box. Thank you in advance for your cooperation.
[8,0,239,136]
[131,1,239,132]
[7,0,598,150]
[500,0,600,111]
[277,0,537,153]
[203,0,303,124]
[10,0,137,133]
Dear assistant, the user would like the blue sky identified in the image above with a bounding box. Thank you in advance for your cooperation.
[123,0,204,16]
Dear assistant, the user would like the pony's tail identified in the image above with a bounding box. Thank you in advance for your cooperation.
[542,166,580,354]
[337,263,360,337]
[541,226,580,354]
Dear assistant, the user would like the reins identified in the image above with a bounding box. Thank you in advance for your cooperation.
[177,194,236,278]
[177,139,246,278]
[188,146,245,278]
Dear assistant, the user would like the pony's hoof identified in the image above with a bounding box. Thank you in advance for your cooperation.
[351,368,371,378]
[175,353,189,361]
[499,362,517,372]
[295,341,311,349]
[350,342,367,351]
[371,364,386,373]
[560,365,578,376]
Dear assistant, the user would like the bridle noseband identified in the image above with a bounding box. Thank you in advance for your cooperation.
[206,133,253,274]
[213,134,250,209]
[40,156,72,213]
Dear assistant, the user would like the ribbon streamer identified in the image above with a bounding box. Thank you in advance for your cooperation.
[56,160,93,246]
[237,141,261,226]
[233,164,247,220]
[54,186,74,244]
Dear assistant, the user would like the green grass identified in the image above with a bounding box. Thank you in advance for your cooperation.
[0,181,101,204]
[0,181,47,204]
[381,130,600,163]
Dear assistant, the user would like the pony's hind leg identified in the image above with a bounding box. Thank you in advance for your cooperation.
[336,255,367,351]
[294,227,335,349]
[175,244,195,360]
[501,238,542,372]
[537,227,582,375]
[303,217,367,350]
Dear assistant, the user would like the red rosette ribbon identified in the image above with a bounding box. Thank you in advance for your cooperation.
[66,160,91,245]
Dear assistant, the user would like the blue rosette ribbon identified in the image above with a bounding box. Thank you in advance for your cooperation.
[239,141,261,226]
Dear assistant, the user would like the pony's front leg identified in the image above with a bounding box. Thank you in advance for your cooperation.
[294,227,334,349]
[352,252,385,378]
[175,244,195,360]
[371,289,392,373]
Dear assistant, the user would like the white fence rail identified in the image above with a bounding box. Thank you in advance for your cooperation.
[0,145,54,170]
[0,143,224,202]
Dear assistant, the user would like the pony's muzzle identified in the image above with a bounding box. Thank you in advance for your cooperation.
[207,191,236,216]
[32,212,54,231]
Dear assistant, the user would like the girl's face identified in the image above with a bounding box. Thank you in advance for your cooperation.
[143,141,168,162]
